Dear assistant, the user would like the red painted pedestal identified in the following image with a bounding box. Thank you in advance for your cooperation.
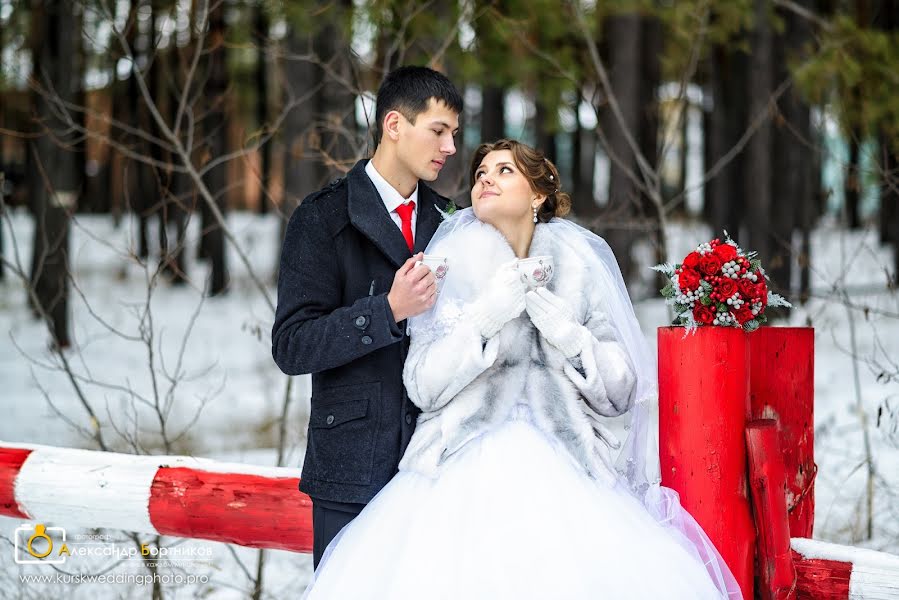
[749,326,815,538]
[658,326,755,600]
[747,419,797,600]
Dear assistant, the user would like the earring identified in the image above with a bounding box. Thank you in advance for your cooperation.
[532,205,538,223]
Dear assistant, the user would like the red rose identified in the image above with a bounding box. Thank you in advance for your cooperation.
[693,304,715,325]
[738,278,756,299]
[699,254,723,276]
[678,268,701,291]
[682,251,701,270]
[734,307,754,325]
[755,278,768,303]
[757,285,768,307]
[714,243,738,262]
[717,278,737,298]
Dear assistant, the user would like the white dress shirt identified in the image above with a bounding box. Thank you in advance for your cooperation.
[365,160,418,239]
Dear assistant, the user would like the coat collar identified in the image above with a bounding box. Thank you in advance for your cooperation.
[527,222,552,259]
[434,218,589,315]
[347,159,445,268]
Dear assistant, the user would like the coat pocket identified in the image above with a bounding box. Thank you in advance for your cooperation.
[307,382,378,485]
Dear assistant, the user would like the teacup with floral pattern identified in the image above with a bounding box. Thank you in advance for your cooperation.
[415,255,449,292]
[517,256,554,289]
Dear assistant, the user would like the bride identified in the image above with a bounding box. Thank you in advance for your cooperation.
[301,139,742,599]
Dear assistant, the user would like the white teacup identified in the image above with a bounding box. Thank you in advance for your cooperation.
[517,255,554,289]
[415,255,449,291]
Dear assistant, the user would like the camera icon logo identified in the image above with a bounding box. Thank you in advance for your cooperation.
[14,523,68,565]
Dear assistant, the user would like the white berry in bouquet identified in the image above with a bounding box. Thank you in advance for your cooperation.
[652,231,792,332]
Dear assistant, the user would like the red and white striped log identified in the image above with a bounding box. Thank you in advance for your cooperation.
[0,442,313,553]
[791,538,899,599]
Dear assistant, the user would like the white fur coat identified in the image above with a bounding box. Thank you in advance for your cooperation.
[400,220,638,483]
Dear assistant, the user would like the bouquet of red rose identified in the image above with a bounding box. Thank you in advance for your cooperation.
[652,232,791,332]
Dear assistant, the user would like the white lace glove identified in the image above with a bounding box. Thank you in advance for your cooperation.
[525,287,590,358]
[468,259,527,339]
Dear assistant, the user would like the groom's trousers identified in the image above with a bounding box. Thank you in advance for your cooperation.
[311,498,366,568]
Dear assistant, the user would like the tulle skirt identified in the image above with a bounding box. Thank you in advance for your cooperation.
[302,405,741,599]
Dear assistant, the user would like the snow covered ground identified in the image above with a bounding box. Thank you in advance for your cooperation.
[1,209,897,597]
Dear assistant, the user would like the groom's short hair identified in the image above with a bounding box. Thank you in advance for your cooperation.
[374,66,463,147]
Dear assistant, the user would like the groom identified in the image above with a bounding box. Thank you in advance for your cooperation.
[272,66,463,566]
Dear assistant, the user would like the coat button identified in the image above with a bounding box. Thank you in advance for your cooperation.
[405,413,413,425]
[354,315,368,328]
[361,335,372,345]
[326,415,335,425]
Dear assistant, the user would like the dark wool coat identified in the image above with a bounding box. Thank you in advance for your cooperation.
[272,159,452,504]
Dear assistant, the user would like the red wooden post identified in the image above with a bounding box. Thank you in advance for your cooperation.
[749,327,815,538]
[747,419,797,600]
[658,326,755,600]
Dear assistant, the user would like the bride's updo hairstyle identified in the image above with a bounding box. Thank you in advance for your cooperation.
[469,139,572,223]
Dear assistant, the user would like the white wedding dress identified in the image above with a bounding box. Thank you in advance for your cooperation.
[301,403,737,599]
[301,212,741,599]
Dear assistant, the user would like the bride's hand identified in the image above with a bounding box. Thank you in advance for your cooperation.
[468,259,527,339]
[525,287,590,358]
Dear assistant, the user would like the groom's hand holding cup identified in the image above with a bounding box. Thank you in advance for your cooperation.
[388,252,438,322]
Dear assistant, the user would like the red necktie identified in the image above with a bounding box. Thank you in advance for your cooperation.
[395,201,415,253]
